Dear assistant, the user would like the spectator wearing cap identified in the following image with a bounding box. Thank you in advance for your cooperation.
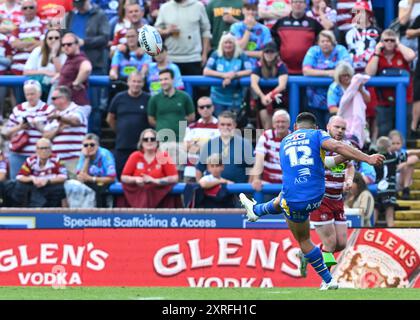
[343,1,381,73]
[206,0,244,52]
[65,0,110,136]
[203,33,253,116]
[1,80,54,179]
[365,29,415,138]
[229,2,272,69]
[250,42,288,129]
[271,0,323,75]
[13,138,68,207]
[43,86,88,179]
[303,30,352,129]
[336,0,373,40]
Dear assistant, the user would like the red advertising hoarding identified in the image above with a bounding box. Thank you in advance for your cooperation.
[0,229,418,288]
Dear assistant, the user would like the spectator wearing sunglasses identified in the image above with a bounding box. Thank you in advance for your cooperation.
[74,133,116,207]
[58,33,93,122]
[120,128,180,208]
[64,0,110,136]
[365,29,416,139]
[183,96,219,182]
[24,29,66,102]
[43,86,88,179]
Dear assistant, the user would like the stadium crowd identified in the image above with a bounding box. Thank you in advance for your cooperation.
[0,0,419,227]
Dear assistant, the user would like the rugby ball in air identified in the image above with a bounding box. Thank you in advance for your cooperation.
[139,25,163,56]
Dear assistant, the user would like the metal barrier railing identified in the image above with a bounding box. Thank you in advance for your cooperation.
[0,74,410,139]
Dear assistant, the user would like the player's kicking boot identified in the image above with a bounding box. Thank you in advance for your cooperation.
[239,193,258,222]
[319,278,339,290]
[298,250,308,277]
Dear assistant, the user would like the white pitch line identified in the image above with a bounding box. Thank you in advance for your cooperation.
[132,296,165,300]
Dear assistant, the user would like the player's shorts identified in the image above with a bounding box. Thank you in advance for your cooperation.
[310,197,346,225]
[375,193,397,211]
[279,193,323,223]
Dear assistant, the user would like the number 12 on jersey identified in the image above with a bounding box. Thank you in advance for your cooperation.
[285,146,314,167]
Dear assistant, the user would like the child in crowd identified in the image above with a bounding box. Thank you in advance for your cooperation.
[197,154,235,208]
[388,130,420,200]
[374,136,403,227]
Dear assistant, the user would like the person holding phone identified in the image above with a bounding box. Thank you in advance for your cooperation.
[365,29,416,139]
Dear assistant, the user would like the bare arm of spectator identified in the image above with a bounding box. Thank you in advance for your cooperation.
[109,66,119,80]
[144,174,179,185]
[303,65,334,77]
[1,121,30,139]
[199,176,233,189]
[249,152,265,191]
[397,40,417,62]
[186,112,196,123]
[203,67,231,79]
[365,42,384,76]
[106,113,116,132]
[73,60,92,89]
[16,174,34,183]
[359,85,371,104]
[258,3,290,20]
[202,37,211,66]
[148,116,156,127]
[399,0,415,26]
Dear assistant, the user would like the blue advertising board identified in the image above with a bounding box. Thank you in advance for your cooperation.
[0,211,362,229]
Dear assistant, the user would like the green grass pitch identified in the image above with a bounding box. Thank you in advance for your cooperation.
[0,287,419,300]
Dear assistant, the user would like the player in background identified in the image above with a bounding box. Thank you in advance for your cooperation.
[239,112,384,290]
[299,116,355,277]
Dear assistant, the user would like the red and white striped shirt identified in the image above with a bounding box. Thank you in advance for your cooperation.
[255,129,288,184]
[336,0,372,31]
[324,141,353,199]
[0,2,22,27]
[183,117,219,175]
[17,154,67,179]
[6,101,54,156]
[9,16,46,75]
[44,102,88,161]
[0,33,12,74]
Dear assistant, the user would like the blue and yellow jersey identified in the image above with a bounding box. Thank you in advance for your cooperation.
[280,129,331,202]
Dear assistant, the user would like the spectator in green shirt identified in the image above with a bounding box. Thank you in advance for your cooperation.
[147,68,195,170]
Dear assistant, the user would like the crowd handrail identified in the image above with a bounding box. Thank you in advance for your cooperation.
[0,74,409,141]
[108,181,377,203]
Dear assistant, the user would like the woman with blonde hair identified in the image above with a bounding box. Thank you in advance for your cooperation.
[203,32,253,116]
[120,128,180,208]
[302,30,351,129]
